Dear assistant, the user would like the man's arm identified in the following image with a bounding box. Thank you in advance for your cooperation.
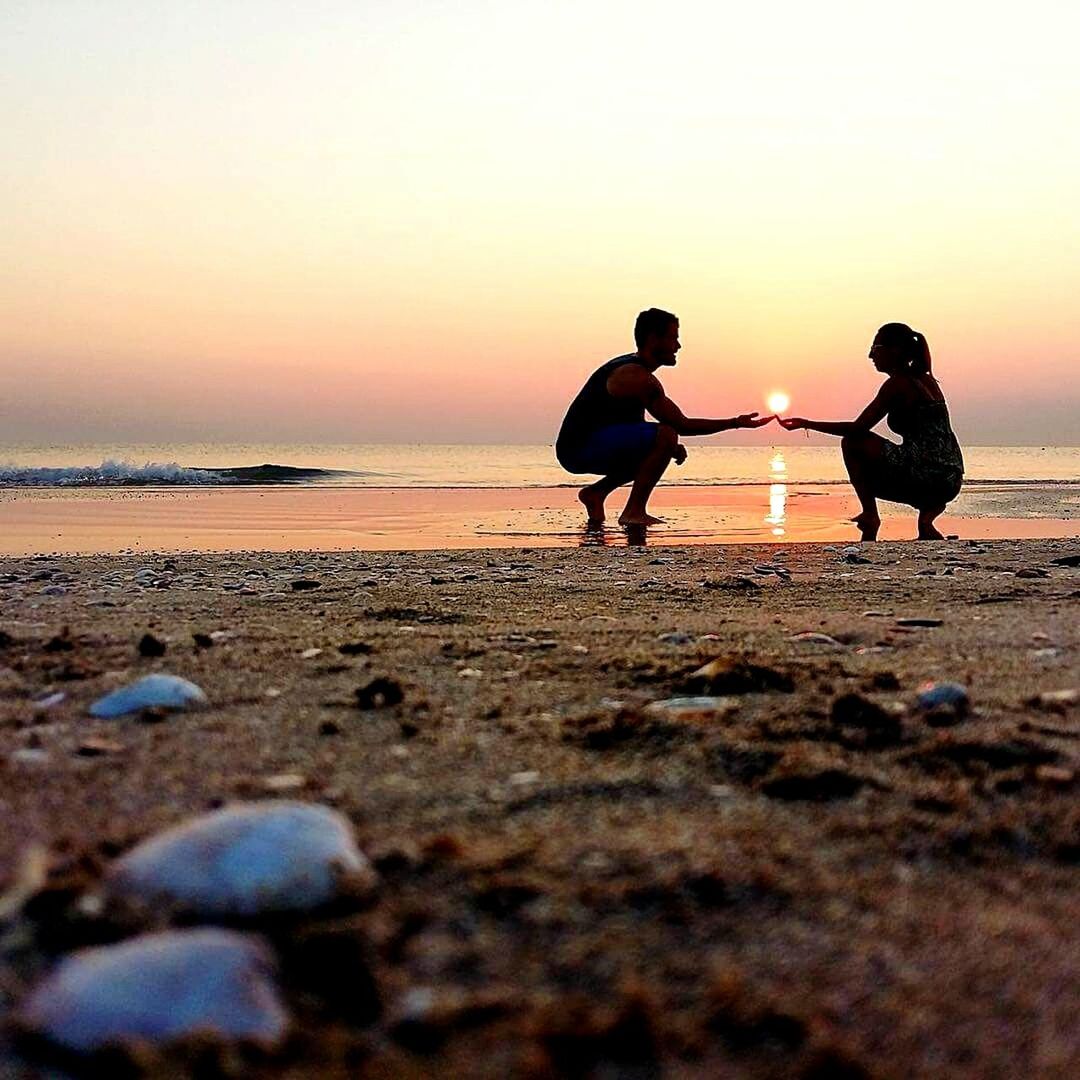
[607,366,774,434]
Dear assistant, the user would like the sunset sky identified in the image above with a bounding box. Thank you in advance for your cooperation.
[2,1,1078,445]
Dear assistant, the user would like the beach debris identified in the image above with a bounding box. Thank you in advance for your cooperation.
[703,575,761,591]
[290,578,322,591]
[684,658,794,695]
[89,674,207,718]
[753,564,791,578]
[105,802,375,916]
[33,690,67,710]
[10,748,51,767]
[896,618,944,628]
[339,641,374,656]
[261,773,308,793]
[915,682,969,725]
[1016,567,1049,579]
[645,696,740,722]
[657,631,693,646]
[18,929,289,1053]
[1027,688,1078,711]
[300,647,323,659]
[75,737,125,757]
[788,632,843,647]
[137,632,166,658]
[1050,553,1080,567]
[840,546,871,564]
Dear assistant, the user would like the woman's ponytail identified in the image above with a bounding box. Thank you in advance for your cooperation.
[910,331,933,376]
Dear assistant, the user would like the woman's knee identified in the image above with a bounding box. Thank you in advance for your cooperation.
[841,432,878,461]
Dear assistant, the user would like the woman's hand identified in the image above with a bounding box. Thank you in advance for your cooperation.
[778,416,809,430]
[736,412,776,429]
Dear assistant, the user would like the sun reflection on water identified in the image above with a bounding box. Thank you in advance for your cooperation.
[765,450,787,535]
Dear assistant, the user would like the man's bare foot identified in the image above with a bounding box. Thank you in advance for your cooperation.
[619,512,664,527]
[851,511,880,542]
[578,486,606,525]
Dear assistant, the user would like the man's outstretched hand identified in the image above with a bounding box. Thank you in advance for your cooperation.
[736,412,776,429]
[673,444,688,465]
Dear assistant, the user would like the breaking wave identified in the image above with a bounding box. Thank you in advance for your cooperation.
[0,461,357,487]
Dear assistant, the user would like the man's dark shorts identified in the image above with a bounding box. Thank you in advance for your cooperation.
[559,422,659,475]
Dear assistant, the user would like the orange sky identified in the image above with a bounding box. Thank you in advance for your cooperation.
[2,1,1078,445]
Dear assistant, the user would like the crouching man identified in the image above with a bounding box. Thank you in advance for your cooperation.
[555,308,774,526]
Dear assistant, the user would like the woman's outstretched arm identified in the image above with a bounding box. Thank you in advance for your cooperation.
[779,383,892,436]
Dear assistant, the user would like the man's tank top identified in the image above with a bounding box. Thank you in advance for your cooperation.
[555,355,645,464]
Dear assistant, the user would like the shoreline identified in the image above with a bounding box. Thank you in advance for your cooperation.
[1,482,1075,556]
[0,537,1077,1076]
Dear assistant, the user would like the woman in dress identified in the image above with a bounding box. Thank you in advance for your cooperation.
[779,324,964,541]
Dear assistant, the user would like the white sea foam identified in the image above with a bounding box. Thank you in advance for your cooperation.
[0,459,217,487]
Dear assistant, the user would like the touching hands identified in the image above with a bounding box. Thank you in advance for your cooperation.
[736,412,777,429]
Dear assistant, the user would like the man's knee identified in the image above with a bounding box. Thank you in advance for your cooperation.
[655,424,679,454]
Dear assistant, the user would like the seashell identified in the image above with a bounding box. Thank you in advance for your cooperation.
[645,696,740,721]
[788,632,843,647]
[89,674,207,718]
[105,802,375,915]
[19,929,288,1052]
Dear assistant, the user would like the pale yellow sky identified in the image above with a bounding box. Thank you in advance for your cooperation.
[2,1,1078,444]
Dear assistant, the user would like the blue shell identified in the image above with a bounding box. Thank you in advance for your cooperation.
[20,929,288,1052]
[106,802,374,915]
[89,674,207,718]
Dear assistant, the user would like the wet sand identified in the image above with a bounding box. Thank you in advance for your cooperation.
[0,538,1078,1077]
[1,482,1076,555]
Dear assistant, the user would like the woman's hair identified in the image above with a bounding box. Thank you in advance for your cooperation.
[876,322,933,376]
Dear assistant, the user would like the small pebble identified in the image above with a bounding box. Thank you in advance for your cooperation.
[658,632,693,646]
[916,682,969,723]
[290,579,322,591]
[75,737,125,757]
[19,929,289,1052]
[896,618,944,628]
[1030,688,1077,710]
[300,647,323,659]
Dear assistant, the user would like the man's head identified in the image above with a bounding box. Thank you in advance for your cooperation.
[634,308,680,368]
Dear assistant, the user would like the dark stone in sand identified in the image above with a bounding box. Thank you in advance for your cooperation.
[291,579,322,591]
[895,618,944,628]
[339,641,374,656]
[356,677,404,709]
[43,629,74,653]
[831,693,895,730]
[761,769,865,801]
[279,921,381,1024]
[137,633,166,658]
[318,719,342,736]
[703,576,761,591]
[192,632,214,648]
[706,743,782,783]
[1051,553,1080,567]
[684,658,795,695]
[0,630,15,649]
[870,671,901,691]
[911,738,1059,775]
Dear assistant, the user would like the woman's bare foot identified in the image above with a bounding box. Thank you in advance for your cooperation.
[851,511,880,542]
[619,512,664,527]
[578,486,606,525]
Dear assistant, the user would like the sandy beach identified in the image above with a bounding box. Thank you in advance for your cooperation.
[1,537,1078,1076]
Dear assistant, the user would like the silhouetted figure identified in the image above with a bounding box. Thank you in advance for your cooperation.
[779,323,964,540]
[556,309,774,527]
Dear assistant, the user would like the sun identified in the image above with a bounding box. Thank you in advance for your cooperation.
[766,390,791,414]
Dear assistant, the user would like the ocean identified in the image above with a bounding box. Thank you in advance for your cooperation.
[1,443,1077,489]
